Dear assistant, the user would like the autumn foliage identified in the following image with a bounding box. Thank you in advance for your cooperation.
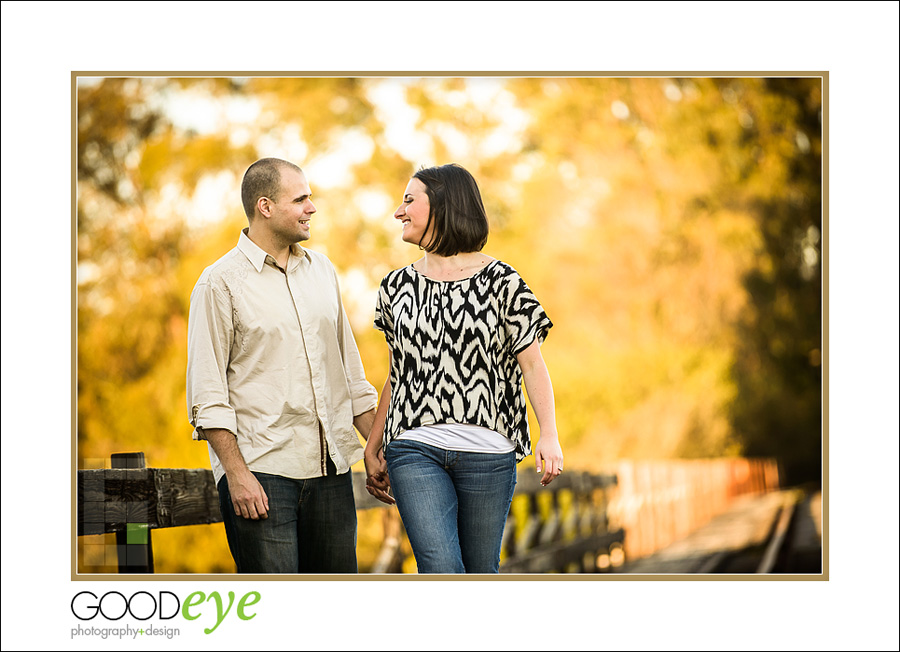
[76,76,822,573]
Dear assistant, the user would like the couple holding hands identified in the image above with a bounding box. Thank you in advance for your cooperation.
[187,158,563,574]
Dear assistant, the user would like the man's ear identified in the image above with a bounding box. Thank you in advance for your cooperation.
[256,196,272,218]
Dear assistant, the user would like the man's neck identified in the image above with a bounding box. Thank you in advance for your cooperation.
[246,225,292,269]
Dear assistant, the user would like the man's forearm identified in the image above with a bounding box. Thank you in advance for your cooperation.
[205,428,269,519]
[204,428,251,476]
[353,409,377,441]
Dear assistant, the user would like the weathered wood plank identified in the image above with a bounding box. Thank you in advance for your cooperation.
[78,460,623,575]
[165,468,223,527]
[78,468,393,536]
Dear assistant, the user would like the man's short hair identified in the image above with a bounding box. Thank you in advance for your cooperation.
[241,158,303,219]
[412,163,490,256]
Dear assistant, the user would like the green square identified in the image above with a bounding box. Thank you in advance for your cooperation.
[126,522,149,545]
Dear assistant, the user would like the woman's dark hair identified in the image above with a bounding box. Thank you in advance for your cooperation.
[413,164,489,256]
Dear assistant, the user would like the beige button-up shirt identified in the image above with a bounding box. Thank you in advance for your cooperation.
[187,230,378,484]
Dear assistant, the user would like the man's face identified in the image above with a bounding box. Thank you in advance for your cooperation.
[269,168,316,243]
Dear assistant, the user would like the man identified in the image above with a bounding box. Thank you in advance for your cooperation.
[186,158,378,573]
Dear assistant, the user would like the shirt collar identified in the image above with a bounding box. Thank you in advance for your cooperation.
[237,228,306,272]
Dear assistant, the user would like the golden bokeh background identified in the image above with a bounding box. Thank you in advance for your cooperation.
[76,75,822,573]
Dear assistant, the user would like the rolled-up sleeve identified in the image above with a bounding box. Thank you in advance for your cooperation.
[186,272,237,439]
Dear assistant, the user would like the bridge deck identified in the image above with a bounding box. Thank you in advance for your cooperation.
[617,489,822,574]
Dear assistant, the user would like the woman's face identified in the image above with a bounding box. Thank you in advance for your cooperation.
[395,178,432,247]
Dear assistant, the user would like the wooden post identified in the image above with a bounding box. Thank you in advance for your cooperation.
[371,510,406,574]
[111,452,154,573]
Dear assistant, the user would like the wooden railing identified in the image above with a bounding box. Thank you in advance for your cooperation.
[605,458,780,562]
[77,452,624,574]
[501,470,624,573]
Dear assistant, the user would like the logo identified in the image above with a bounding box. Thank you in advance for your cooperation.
[70,590,260,636]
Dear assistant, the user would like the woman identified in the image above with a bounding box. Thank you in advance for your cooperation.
[364,163,563,574]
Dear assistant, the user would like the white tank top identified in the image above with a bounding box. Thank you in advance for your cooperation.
[396,422,516,454]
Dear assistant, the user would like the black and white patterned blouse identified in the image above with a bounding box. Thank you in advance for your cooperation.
[374,260,552,461]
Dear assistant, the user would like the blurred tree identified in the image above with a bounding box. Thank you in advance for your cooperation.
[77,78,254,572]
[493,77,821,482]
[727,78,822,486]
[493,78,758,465]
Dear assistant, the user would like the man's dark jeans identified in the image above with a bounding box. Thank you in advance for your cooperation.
[217,460,358,573]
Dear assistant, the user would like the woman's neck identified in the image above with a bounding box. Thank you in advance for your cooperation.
[416,251,495,281]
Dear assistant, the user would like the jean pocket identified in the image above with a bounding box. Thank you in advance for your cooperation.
[386,439,440,470]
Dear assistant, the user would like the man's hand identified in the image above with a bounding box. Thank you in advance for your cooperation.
[226,468,270,519]
[204,428,270,519]
[363,371,394,505]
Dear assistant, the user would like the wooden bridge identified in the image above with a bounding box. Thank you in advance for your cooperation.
[77,453,807,575]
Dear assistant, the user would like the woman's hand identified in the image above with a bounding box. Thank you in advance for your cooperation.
[364,362,395,504]
[534,435,564,486]
[517,340,564,486]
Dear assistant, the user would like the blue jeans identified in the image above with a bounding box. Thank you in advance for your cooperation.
[384,439,517,573]
[217,461,358,573]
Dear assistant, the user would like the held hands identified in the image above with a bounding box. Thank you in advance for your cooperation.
[535,435,564,486]
[227,468,270,519]
[364,447,395,505]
